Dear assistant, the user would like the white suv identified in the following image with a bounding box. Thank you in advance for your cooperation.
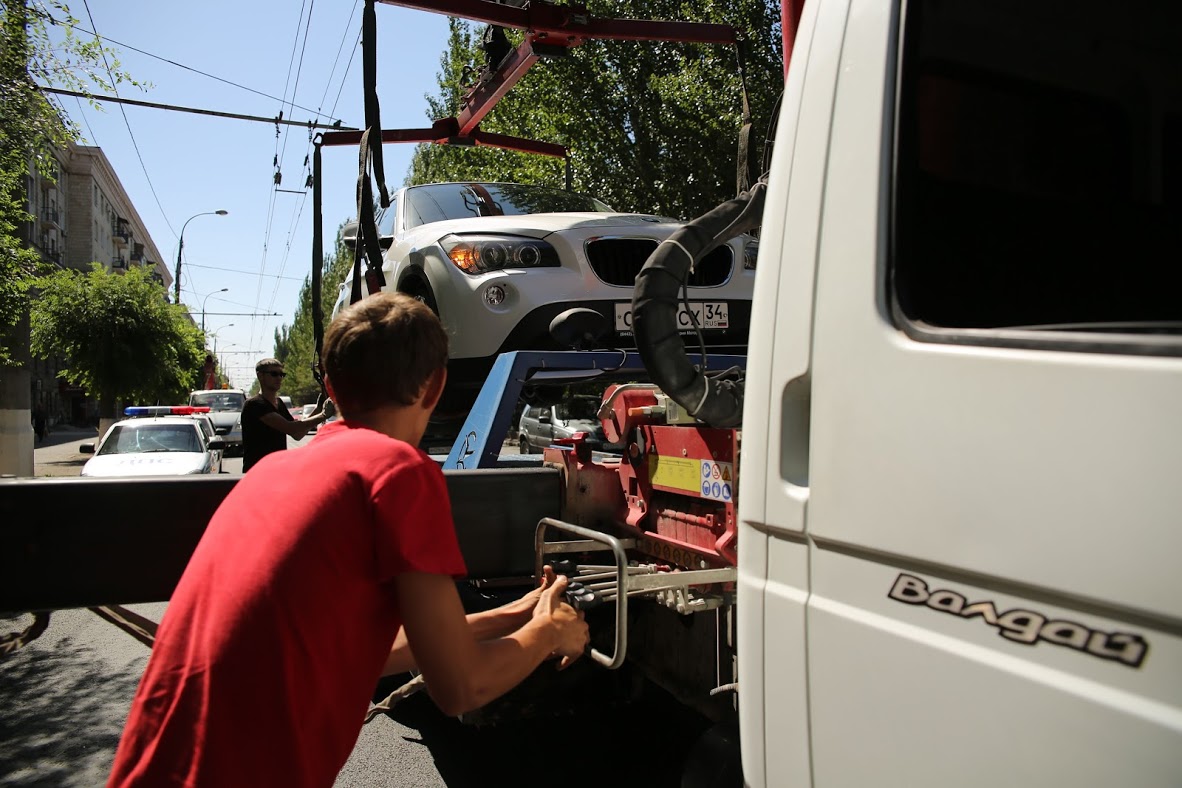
[337,182,756,412]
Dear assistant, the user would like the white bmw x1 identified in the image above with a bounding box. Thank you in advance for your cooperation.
[335,182,756,410]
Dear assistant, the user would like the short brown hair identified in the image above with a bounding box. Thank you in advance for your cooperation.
[321,292,448,414]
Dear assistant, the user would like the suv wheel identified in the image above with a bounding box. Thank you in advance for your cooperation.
[401,278,439,315]
[518,435,531,454]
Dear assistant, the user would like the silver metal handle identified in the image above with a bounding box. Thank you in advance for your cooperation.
[534,517,630,669]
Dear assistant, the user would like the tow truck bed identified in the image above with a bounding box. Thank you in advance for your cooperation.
[0,468,559,616]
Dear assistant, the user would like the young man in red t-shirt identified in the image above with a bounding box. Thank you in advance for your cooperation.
[108,292,588,787]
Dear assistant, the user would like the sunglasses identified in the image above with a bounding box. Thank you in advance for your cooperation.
[263,371,286,378]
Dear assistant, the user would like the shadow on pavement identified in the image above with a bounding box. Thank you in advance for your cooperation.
[35,428,98,451]
[0,620,144,787]
[374,666,712,788]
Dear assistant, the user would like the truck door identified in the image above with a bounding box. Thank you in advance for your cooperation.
[799,0,1182,784]
[735,0,851,784]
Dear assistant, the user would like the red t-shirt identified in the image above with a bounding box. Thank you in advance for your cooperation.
[108,421,467,788]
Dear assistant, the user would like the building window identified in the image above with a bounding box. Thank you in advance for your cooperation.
[892,0,1181,355]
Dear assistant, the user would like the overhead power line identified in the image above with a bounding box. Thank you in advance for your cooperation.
[41,88,357,131]
[50,17,350,125]
[80,0,175,238]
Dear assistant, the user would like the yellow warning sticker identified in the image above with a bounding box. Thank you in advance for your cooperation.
[649,455,702,494]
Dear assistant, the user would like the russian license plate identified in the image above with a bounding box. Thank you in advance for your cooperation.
[614,302,729,333]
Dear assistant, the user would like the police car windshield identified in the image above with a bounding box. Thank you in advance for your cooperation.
[98,424,202,455]
[190,392,245,412]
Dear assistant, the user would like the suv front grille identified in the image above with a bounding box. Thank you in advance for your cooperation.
[585,238,733,287]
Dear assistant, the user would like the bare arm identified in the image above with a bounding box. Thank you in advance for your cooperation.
[259,399,335,440]
[394,571,588,716]
[382,578,546,676]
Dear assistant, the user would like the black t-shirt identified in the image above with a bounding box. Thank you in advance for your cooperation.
[241,395,293,472]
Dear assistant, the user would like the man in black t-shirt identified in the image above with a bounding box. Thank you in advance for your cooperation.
[241,358,334,472]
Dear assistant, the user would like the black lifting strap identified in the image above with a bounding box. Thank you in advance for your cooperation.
[311,136,326,391]
[734,36,758,196]
[362,0,389,210]
[350,0,388,306]
[351,127,388,305]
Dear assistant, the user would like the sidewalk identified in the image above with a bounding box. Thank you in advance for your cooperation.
[33,425,99,478]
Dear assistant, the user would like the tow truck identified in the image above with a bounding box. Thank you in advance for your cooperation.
[3,0,1180,785]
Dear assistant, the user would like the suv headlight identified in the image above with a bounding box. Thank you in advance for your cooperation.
[440,234,559,275]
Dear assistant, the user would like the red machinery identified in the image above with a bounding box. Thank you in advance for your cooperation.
[533,383,739,676]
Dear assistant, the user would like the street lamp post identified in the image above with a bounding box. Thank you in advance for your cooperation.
[208,325,235,357]
[175,210,228,306]
[200,287,229,332]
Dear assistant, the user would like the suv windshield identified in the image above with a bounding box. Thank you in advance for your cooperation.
[190,391,245,412]
[556,398,601,421]
[404,183,612,230]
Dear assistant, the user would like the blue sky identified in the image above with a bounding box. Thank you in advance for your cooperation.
[51,1,455,389]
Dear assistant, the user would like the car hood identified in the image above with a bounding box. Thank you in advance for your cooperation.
[81,453,209,477]
[204,412,240,427]
[406,212,679,242]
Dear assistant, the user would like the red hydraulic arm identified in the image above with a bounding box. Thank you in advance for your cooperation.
[320,118,568,160]
[375,0,738,138]
[782,0,804,80]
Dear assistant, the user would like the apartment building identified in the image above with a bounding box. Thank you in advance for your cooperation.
[24,142,172,427]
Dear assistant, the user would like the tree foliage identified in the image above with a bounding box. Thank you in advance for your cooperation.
[0,0,144,365]
[29,264,205,415]
[272,3,782,396]
[270,223,356,406]
[406,0,783,220]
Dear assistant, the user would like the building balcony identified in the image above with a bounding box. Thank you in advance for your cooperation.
[111,255,127,270]
[41,207,62,228]
[112,217,131,246]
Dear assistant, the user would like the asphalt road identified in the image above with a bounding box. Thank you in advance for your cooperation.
[10,429,719,787]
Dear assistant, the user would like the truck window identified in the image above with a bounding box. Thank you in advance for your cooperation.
[891,0,1181,354]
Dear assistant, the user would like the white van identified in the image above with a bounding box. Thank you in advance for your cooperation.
[733,0,1182,783]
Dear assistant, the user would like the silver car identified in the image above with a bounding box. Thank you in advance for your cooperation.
[516,396,623,455]
[188,389,245,457]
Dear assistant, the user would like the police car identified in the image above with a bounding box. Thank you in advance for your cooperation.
[79,406,228,477]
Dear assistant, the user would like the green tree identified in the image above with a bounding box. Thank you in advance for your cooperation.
[30,264,205,417]
[406,1,782,220]
[0,0,144,364]
[271,222,356,406]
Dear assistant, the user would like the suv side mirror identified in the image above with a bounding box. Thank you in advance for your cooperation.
[341,220,359,251]
[538,410,551,424]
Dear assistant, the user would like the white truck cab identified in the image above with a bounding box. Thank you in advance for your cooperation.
[737,0,1181,784]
